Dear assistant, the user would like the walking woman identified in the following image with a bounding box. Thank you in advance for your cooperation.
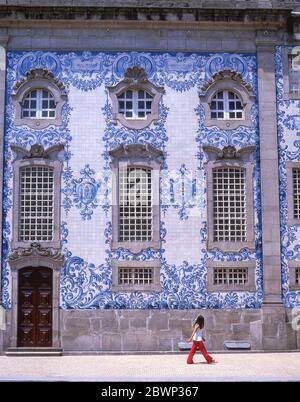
[186,315,215,364]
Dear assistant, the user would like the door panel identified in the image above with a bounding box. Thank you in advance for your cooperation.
[18,267,53,347]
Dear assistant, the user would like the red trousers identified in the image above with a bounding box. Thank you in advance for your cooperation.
[187,341,214,364]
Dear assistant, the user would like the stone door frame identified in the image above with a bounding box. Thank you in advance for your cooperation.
[9,247,64,348]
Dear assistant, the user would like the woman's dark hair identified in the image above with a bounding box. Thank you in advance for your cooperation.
[194,315,204,329]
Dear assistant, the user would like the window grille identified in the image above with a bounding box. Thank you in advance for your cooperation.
[19,166,54,242]
[293,168,300,219]
[213,167,246,242]
[119,167,152,242]
[213,267,248,285]
[22,89,56,119]
[118,267,153,285]
[210,90,244,120]
[118,90,153,119]
[289,53,300,95]
[296,268,300,285]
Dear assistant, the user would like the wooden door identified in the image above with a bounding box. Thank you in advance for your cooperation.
[18,267,53,347]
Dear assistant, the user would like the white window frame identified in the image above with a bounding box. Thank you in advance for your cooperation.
[22,88,56,120]
[210,90,244,120]
[212,166,247,243]
[206,260,256,292]
[199,69,255,130]
[109,143,162,253]
[288,261,300,291]
[111,259,161,292]
[118,89,153,120]
[19,165,54,243]
[119,166,153,242]
[286,161,300,226]
[107,67,164,130]
[11,144,64,250]
[204,145,255,253]
[12,68,67,130]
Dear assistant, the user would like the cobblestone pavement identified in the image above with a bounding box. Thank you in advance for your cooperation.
[0,352,299,381]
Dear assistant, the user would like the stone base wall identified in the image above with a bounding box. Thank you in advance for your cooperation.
[59,308,299,352]
[1,308,298,352]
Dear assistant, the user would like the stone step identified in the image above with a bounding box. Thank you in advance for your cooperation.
[5,347,63,356]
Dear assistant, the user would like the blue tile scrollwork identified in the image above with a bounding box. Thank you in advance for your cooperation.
[2,50,264,309]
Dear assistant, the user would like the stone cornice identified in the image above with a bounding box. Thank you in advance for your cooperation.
[0,1,299,10]
[0,6,291,31]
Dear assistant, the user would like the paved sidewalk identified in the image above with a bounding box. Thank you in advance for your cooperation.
[0,352,299,381]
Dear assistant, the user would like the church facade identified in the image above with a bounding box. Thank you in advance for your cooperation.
[0,1,299,353]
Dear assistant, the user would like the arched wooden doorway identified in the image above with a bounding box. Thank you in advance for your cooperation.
[17,267,53,347]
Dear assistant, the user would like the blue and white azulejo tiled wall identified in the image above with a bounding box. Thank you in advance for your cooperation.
[2,50,264,310]
[275,46,300,308]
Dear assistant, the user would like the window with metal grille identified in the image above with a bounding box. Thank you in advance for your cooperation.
[293,168,300,219]
[22,89,56,119]
[213,267,248,285]
[118,89,153,119]
[213,167,246,242]
[19,166,54,242]
[296,268,300,285]
[119,167,152,242]
[118,267,153,285]
[289,53,300,95]
[210,90,244,120]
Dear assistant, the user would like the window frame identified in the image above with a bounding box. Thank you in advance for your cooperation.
[204,145,256,252]
[21,88,56,120]
[210,90,244,120]
[282,47,300,100]
[286,161,300,226]
[111,259,161,292]
[199,70,255,130]
[288,261,300,291]
[107,67,164,130]
[206,260,256,292]
[109,143,162,253]
[12,68,67,130]
[117,89,153,120]
[11,144,64,250]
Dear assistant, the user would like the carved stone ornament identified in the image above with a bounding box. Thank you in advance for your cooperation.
[123,66,149,85]
[201,69,253,93]
[9,242,64,263]
[13,68,66,95]
[109,143,163,160]
[10,143,64,161]
[203,145,256,162]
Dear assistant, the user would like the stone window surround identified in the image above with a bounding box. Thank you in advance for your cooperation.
[111,259,161,292]
[203,145,256,253]
[199,70,255,130]
[288,261,300,291]
[282,47,300,101]
[109,143,163,254]
[12,68,67,130]
[107,67,164,130]
[286,161,300,226]
[206,260,256,292]
[10,143,64,250]
[8,243,64,348]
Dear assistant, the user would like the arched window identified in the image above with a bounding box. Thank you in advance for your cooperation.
[22,89,56,119]
[210,90,244,120]
[117,89,153,120]
[108,67,164,129]
[12,68,67,129]
[199,70,255,130]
